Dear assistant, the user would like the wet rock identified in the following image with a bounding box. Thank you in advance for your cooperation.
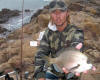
[0,8,20,23]
[25,9,30,12]
[1,8,20,17]
[0,16,9,23]
[0,26,8,33]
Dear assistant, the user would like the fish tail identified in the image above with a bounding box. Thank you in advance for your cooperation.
[42,55,52,66]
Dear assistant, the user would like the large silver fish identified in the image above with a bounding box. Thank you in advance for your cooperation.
[43,48,93,74]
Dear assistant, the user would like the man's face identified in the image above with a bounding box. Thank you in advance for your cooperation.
[51,9,68,26]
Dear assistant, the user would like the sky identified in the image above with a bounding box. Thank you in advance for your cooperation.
[0,0,50,11]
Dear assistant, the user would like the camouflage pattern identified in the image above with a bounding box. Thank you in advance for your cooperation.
[34,24,84,80]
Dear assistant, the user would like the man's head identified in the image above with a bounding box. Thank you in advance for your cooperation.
[49,0,69,27]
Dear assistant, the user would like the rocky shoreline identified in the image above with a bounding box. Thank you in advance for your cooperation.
[0,0,100,80]
[0,8,20,23]
[0,25,8,34]
[0,8,20,35]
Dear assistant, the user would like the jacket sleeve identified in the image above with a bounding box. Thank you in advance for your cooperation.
[70,29,84,51]
[34,29,50,79]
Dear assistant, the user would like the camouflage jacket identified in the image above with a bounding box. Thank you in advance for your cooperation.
[34,24,84,79]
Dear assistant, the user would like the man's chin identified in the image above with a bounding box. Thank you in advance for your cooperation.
[56,23,63,26]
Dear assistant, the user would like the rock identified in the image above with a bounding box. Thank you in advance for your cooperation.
[84,6,100,17]
[84,22,100,40]
[7,30,21,40]
[0,8,20,23]
[37,14,50,28]
[0,38,6,45]
[81,73,95,80]
[0,16,9,23]
[0,26,8,33]
[1,8,20,17]
[95,8,100,17]
[68,3,84,11]
[89,0,100,5]
[43,5,49,9]
[41,9,49,14]
[0,62,11,73]
[25,9,30,12]
[23,22,40,34]
[31,9,43,21]
[0,43,8,49]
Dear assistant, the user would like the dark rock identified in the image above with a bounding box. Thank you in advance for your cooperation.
[0,8,20,23]
[0,17,9,23]
[0,26,8,33]
[5,74,14,80]
[30,9,43,21]
[95,8,100,17]
[44,5,49,9]
[0,71,4,76]
[88,0,100,6]
[1,8,11,13]
[25,9,30,12]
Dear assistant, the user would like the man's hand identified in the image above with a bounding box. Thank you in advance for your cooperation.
[62,67,80,76]
[38,78,45,80]
[62,67,96,77]
[75,43,82,50]
[62,67,69,74]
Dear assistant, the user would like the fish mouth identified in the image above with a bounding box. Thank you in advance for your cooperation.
[74,63,93,73]
[69,64,80,72]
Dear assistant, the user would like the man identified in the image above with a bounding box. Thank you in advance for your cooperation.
[34,0,84,80]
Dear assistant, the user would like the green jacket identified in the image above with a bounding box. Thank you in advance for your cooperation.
[34,24,84,79]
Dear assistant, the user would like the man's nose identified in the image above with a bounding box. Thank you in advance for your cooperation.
[56,14,60,18]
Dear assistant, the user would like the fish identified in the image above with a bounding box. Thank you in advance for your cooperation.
[42,47,93,74]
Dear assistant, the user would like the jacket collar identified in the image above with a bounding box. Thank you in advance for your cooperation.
[48,22,57,31]
[48,22,70,32]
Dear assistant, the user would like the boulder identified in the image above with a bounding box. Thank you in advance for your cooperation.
[0,8,20,23]
[30,9,43,21]
[37,14,50,28]
[0,38,6,45]
[68,3,84,11]
[25,9,30,12]
[0,26,8,33]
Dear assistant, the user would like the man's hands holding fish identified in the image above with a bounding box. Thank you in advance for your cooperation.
[62,43,96,76]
